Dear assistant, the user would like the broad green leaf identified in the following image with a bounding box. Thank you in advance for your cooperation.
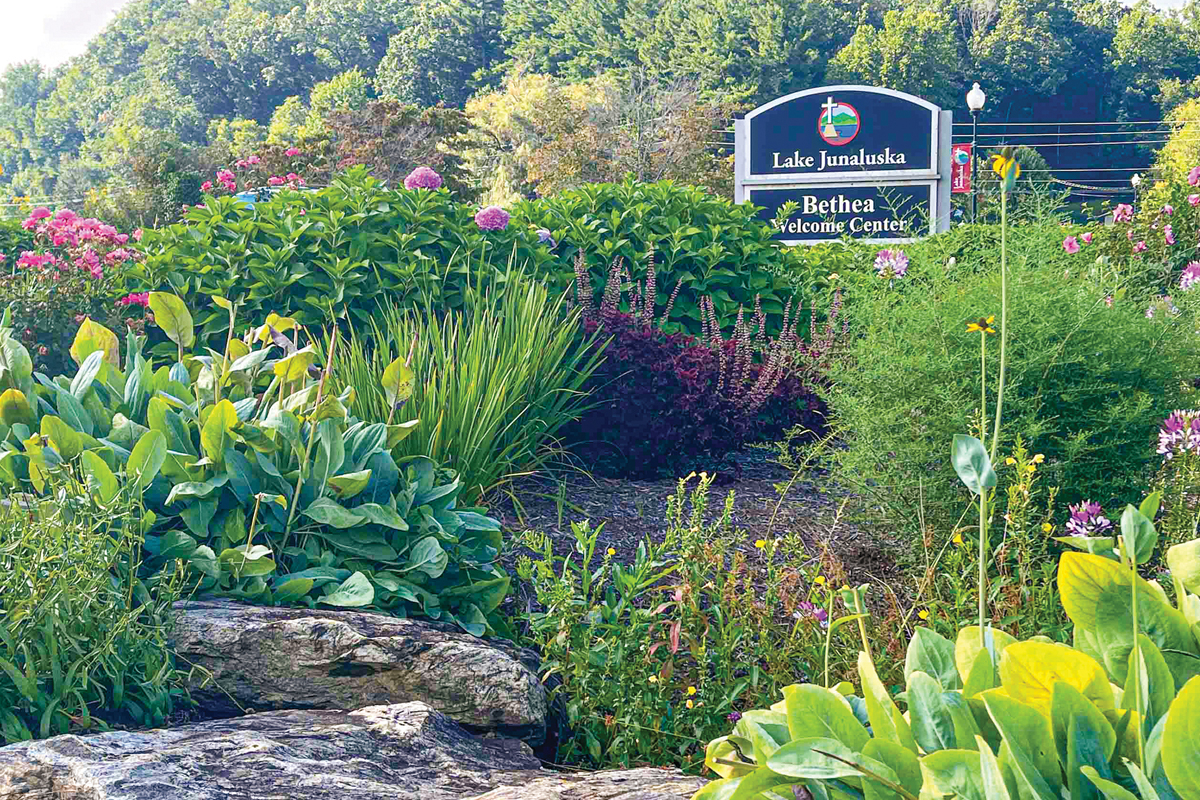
[1059,552,1130,630]
[382,356,415,407]
[0,388,33,426]
[956,626,1016,686]
[212,296,234,312]
[1166,540,1200,594]
[999,640,1114,717]
[403,536,448,578]
[200,399,238,464]
[978,736,1014,800]
[318,571,375,607]
[781,683,870,751]
[951,434,996,496]
[127,429,167,491]
[302,496,365,528]
[40,415,82,461]
[1123,636,1174,735]
[165,476,229,504]
[148,292,195,349]
[255,312,299,343]
[766,737,864,780]
[1093,579,1200,687]
[327,470,371,499]
[704,737,756,779]
[273,346,317,381]
[907,627,961,691]
[452,603,488,636]
[921,749,985,800]
[70,318,120,367]
[725,766,797,800]
[70,350,105,400]
[311,395,348,423]
[1050,682,1116,773]
[255,492,287,508]
[272,577,314,604]
[862,738,921,797]
[158,530,198,560]
[1068,709,1115,800]
[1080,766,1141,800]
[223,448,257,503]
[1120,504,1158,566]
[859,650,917,753]
[981,692,1061,800]
[218,544,276,577]
[354,502,408,530]
[690,777,740,800]
[907,671,956,753]
[80,450,119,504]
[387,420,420,448]
[1162,676,1200,799]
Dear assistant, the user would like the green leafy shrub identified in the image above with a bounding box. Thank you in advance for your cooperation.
[824,239,1200,531]
[332,269,606,501]
[0,484,187,743]
[0,298,509,635]
[693,505,1200,800]
[515,475,846,770]
[0,217,35,260]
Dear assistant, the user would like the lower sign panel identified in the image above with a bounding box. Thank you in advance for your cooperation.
[747,183,935,244]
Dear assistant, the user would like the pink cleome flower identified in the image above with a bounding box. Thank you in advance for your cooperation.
[404,167,443,191]
[201,181,213,192]
[1133,240,1148,254]
[1162,204,1175,216]
[248,155,261,165]
[475,205,510,231]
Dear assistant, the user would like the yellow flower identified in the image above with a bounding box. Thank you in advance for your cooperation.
[828,273,840,281]
[755,539,767,549]
[841,584,851,592]
[815,575,826,585]
[952,533,964,545]
[607,548,616,556]
[918,610,930,620]
[649,676,658,684]
[1033,454,1045,464]
[1042,522,1053,533]
[687,686,697,696]
[966,315,996,334]
[686,699,695,709]
[1027,464,1036,473]
[991,147,1021,190]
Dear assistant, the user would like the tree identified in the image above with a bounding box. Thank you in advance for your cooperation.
[1108,1,1200,123]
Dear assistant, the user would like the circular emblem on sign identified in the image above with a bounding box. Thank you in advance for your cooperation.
[954,148,971,165]
[817,98,859,146]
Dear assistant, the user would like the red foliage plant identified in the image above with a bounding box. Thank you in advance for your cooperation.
[561,254,839,478]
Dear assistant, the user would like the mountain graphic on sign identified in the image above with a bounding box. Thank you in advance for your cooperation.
[817,99,860,146]
[830,112,857,125]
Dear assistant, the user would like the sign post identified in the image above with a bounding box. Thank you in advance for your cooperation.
[734,85,953,245]
[951,143,972,194]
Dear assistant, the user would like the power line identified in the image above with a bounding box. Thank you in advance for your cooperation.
[952,119,1173,126]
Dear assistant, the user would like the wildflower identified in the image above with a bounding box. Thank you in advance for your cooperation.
[37,345,47,356]
[828,272,840,281]
[815,575,826,585]
[216,169,235,184]
[874,249,909,280]
[1133,240,1147,254]
[952,533,964,545]
[1065,500,1114,537]
[686,699,695,709]
[1113,203,1134,223]
[649,676,658,684]
[475,205,510,231]
[966,315,996,334]
[918,610,929,620]
[201,181,213,192]
[754,539,766,549]
[235,159,249,169]
[1165,225,1176,245]
[268,176,285,186]
[813,607,829,624]
[286,147,302,157]
[727,711,742,723]
[1163,204,1175,216]
[990,147,1021,190]
[117,292,150,308]
[133,228,143,242]
[1190,165,1200,186]
[1191,195,1200,207]
[1042,522,1053,533]
[404,166,444,191]
[607,548,616,556]
[1104,295,1114,307]
[1181,262,1200,290]
[1005,457,1016,465]
[1081,232,1093,244]
[1158,409,1200,459]
[1033,454,1044,463]
[536,228,555,246]
[286,172,299,182]
[1062,236,1080,254]
[687,686,697,696]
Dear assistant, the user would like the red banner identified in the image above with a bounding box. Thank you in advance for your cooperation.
[951,143,972,194]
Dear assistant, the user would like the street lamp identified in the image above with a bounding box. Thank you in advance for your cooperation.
[967,83,986,222]
[1131,172,1142,205]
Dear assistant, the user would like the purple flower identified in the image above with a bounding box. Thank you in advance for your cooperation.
[536,228,555,246]
[475,205,510,231]
[1065,500,1114,537]
[1162,204,1175,216]
[795,602,830,627]
[1182,262,1200,291]
[1133,240,1147,254]
[727,711,742,724]
[403,166,443,191]
[1113,203,1134,223]
[874,249,909,280]
[1158,410,1200,459]
[1165,224,1175,245]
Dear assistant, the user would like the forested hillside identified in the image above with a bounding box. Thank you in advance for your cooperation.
[2,0,1199,224]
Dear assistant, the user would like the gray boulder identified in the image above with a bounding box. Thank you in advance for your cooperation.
[0,702,543,800]
[467,768,706,800]
[171,600,548,742]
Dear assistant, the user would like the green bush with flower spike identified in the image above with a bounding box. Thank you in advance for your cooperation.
[0,295,509,635]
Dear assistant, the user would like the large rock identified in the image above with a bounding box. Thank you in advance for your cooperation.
[0,702,544,800]
[172,600,548,742]
[468,768,706,800]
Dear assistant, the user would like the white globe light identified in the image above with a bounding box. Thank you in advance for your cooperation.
[967,83,986,112]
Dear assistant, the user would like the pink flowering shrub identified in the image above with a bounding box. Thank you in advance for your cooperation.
[403,167,443,191]
[474,205,510,231]
[198,143,323,207]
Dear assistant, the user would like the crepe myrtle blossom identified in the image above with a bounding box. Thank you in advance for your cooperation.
[1113,203,1134,223]
[1182,262,1200,290]
[1158,409,1200,459]
[403,166,443,190]
[475,205,510,231]
[873,249,909,280]
[1063,236,1080,254]
[1065,500,1114,537]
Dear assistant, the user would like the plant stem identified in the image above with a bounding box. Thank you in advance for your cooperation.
[1131,556,1146,768]
[979,488,988,636]
[989,191,1009,464]
[852,589,872,663]
[980,331,987,447]
[283,328,338,544]
[823,586,835,688]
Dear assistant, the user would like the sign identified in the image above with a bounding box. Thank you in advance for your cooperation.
[735,85,952,244]
[951,143,972,194]
[748,184,933,240]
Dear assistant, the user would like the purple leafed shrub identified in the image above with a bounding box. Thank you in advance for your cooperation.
[560,255,838,478]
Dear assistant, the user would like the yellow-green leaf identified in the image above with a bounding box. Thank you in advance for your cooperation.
[148,292,195,349]
[80,450,119,504]
[387,420,420,448]
[782,683,870,751]
[40,415,82,461]
[128,429,167,491]
[1162,676,1200,800]
[70,317,120,367]
[201,399,238,464]
[1167,540,1200,595]
[704,736,757,779]
[1058,552,1128,630]
[858,650,917,753]
[327,470,372,499]
[956,626,1017,684]
[212,296,234,312]
[255,312,299,343]
[273,346,317,381]
[0,388,33,426]
[382,355,415,407]
[999,640,1114,717]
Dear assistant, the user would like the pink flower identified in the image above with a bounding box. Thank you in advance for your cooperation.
[1189,166,1200,186]
[285,172,299,181]
[216,169,235,184]
[117,292,150,307]
[1165,224,1176,245]
[0,255,5,264]
[1182,262,1200,291]
[248,155,261,165]
[1128,229,1134,241]
[474,205,510,231]
[404,166,444,191]
[20,218,37,230]
[1162,204,1175,216]
[236,159,249,169]
[1133,240,1148,254]
[1190,195,1200,207]
[1113,203,1134,223]
[1063,236,1080,254]
[296,177,306,186]
[38,346,47,356]
[1105,295,1114,307]
[223,181,237,192]
[286,147,301,156]
[116,234,129,244]
[201,181,213,192]
[29,207,51,222]
[133,229,143,242]
[268,176,284,186]
[1081,232,1093,244]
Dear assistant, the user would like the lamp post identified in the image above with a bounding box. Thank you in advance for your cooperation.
[1131,172,1142,207]
[966,83,986,222]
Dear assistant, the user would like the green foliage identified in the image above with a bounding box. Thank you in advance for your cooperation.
[332,270,606,501]
[514,475,848,769]
[0,482,187,743]
[695,524,1200,799]
[0,302,510,636]
[823,229,1200,531]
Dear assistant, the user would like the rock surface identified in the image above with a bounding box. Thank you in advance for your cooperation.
[468,768,706,800]
[0,702,544,800]
[172,599,548,742]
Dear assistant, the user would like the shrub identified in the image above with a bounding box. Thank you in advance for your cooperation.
[825,236,1200,531]
[560,257,834,479]
[332,270,607,502]
[693,504,1200,800]
[0,299,509,635]
[0,485,187,742]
